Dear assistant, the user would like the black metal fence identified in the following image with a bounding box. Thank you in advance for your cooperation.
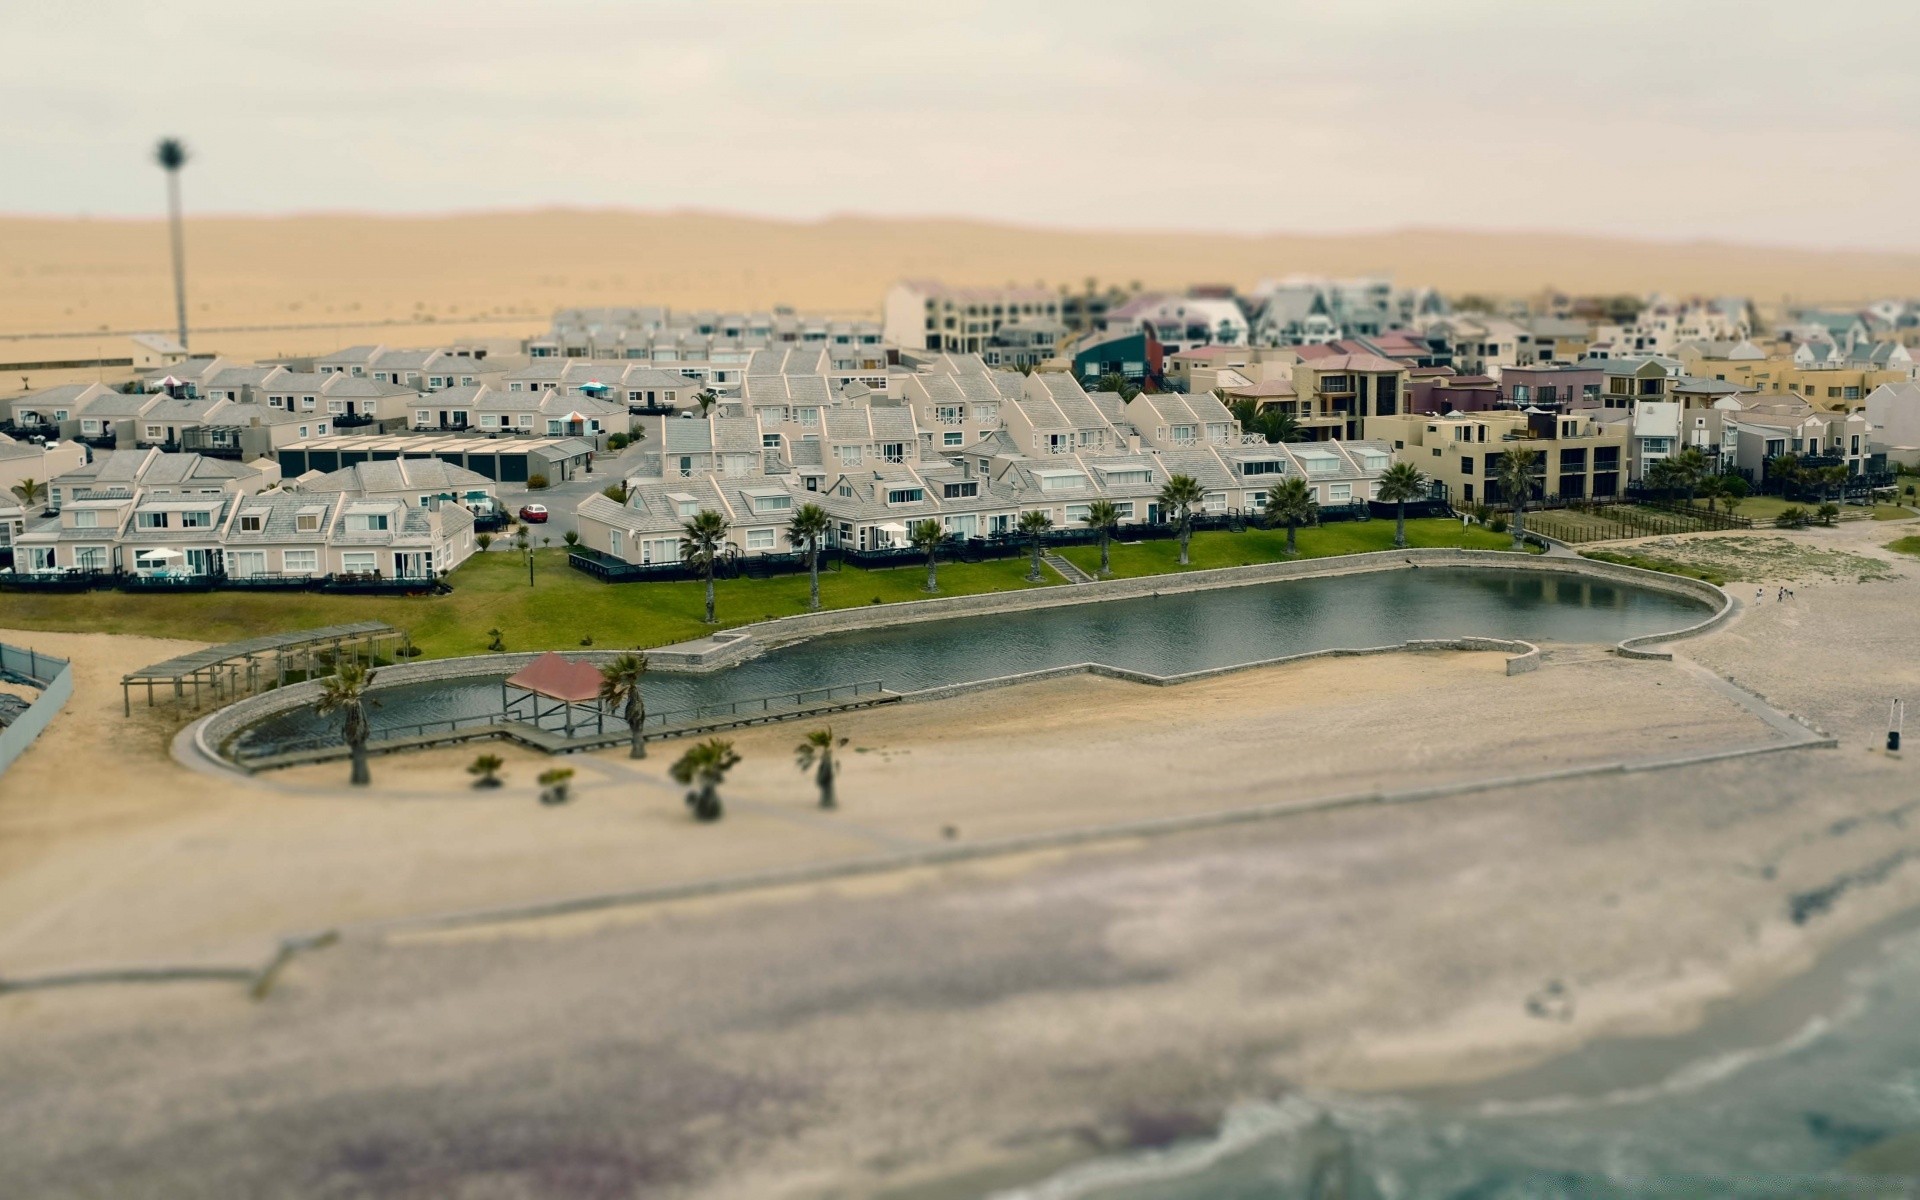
[568,502,1421,584]
[241,679,890,759]
[0,569,450,596]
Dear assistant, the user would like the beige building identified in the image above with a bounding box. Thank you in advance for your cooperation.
[1289,354,1412,441]
[1367,409,1629,505]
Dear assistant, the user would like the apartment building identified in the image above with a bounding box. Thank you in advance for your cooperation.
[883,281,1063,353]
[1289,354,1411,440]
[1368,409,1629,504]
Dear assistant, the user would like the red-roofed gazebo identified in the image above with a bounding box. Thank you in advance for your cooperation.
[503,652,606,735]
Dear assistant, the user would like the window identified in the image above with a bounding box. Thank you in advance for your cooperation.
[887,488,926,505]
[144,425,162,440]
[282,549,318,575]
[1170,424,1197,445]
[609,531,624,558]
[1461,456,1474,476]
[746,528,776,551]
[341,552,377,575]
[72,510,99,528]
[944,431,964,447]
[327,400,346,414]
[229,551,267,578]
[797,407,820,426]
[881,442,906,463]
[762,434,781,449]
[179,510,212,529]
[74,546,108,571]
[345,512,389,531]
[749,493,792,515]
[415,410,431,425]
[295,511,322,533]
[835,445,863,466]
[135,511,168,529]
[943,481,978,499]
[238,512,266,532]
[1239,459,1284,476]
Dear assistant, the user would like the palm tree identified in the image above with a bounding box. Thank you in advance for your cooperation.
[1695,473,1725,512]
[154,138,190,350]
[1375,462,1427,549]
[909,518,944,593]
[9,478,46,510]
[1496,446,1538,551]
[694,390,719,416]
[1083,498,1120,578]
[786,502,831,611]
[1017,509,1052,582]
[1263,409,1303,444]
[1264,476,1317,556]
[1646,457,1683,498]
[680,509,729,623]
[597,652,649,759]
[1765,453,1801,495]
[1157,473,1205,566]
[313,660,376,787]
[1670,446,1709,506]
[670,737,740,822]
[795,727,849,809]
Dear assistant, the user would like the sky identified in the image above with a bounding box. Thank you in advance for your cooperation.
[6,0,1919,250]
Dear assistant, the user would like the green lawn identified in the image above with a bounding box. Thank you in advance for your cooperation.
[1056,517,1520,580]
[0,520,1529,659]
[1888,537,1920,558]
[0,550,1056,660]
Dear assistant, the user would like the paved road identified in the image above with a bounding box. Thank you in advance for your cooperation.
[488,438,652,548]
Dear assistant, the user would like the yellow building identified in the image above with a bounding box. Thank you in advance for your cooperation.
[1366,409,1630,505]
[1674,342,1904,409]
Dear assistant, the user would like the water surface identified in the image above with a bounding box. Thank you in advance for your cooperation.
[235,567,1705,756]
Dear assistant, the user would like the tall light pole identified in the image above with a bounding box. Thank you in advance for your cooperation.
[154,138,190,350]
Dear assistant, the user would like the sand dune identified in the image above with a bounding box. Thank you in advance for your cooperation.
[5,210,1919,362]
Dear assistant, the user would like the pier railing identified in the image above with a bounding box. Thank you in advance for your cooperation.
[235,679,890,761]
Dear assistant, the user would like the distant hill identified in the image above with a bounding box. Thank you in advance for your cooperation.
[3,210,1915,359]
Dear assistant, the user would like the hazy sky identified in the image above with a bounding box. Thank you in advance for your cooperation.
[8,0,1919,249]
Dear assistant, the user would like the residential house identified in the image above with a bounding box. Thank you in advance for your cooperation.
[883,281,1063,353]
[1368,409,1630,504]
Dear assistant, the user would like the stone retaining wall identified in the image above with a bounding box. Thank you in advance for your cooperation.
[194,552,1725,766]
[646,548,1728,673]
[898,636,1540,706]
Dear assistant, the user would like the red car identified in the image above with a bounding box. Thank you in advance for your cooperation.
[517,504,549,523]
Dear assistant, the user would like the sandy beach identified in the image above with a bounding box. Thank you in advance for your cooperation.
[2,519,1918,1197]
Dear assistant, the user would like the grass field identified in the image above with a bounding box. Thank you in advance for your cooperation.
[1055,517,1519,579]
[1578,549,1729,586]
[0,551,1058,660]
[0,519,1522,659]
[1888,537,1920,558]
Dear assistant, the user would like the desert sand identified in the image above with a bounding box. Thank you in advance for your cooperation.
[1,520,1919,1198]
[6,211,1920,364]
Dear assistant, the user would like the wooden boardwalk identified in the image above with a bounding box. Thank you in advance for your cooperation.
[236,689,902,772]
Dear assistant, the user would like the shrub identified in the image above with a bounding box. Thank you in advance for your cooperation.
[1817,502,1841,526]
[537,767,574,806]
[607,433,630,451]
[1776,506,1810,529]
[467,754,505,788]
[476,532,493,551]
[602,483,631,503]
[1489,514,1509,533]
[526,473,550,490]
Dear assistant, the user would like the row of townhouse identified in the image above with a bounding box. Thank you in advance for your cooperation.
[586,376,1395,563]
[406,385,629,443]
[13,450,476,581]
[580,433,1396,565]
[537,308,885,360]
[314,345,505,391]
